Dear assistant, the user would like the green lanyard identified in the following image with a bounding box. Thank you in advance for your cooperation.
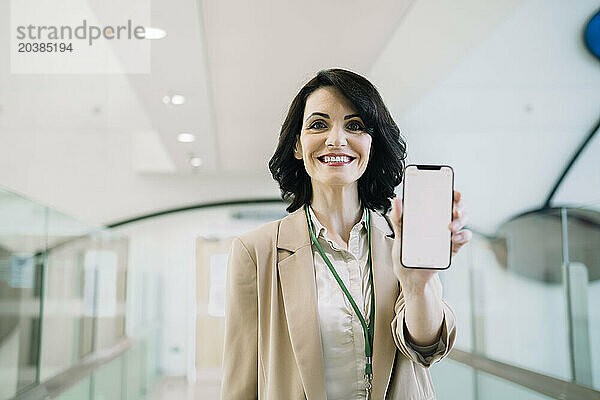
[304,204,376,396]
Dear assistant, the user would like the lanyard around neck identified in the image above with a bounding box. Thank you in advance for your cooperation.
[304,204,376,381]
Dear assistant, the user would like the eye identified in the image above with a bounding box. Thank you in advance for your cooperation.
[346,121,365,132]
[308,120,327,130]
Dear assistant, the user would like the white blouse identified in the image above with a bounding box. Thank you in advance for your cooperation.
[308,206,372,400]
[307,206,440,400]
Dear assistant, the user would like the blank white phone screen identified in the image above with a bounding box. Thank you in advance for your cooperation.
[401,165,453,269]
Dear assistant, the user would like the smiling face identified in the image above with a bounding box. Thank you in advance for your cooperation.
[294,86,372,190]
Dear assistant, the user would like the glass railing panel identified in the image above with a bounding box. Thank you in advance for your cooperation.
[90,230,128,352]
[476,370,555,400]
[439,239,474,352]
[0,186,162,400]
[93,356,124,400]
[54,376,91,400]
[49,335,159,400]
[124,342,144,400]
[38,206,100,381]
[144,332,160,395]
[44,205,95,250]
[589,256,600,391]
[139,339,150,398]
[39,209,129,382]
[0,188,47,399]
[430,358,475,400]
[565,201,600,390]
[431,358,555,400]
[39,234,95,381]
[452,209,572,380]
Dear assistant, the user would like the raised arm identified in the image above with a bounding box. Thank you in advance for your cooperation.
[390,284,456,367]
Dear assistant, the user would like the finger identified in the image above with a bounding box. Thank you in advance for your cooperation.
[451,241,464,256]
[451,230,472,256]
[453,199,464,211]
[452,229,472,243]
[391,196,403,220]
[389,197,403,237]
[449,213,469,233]
[452,204,465,220]
[452,195,464,220]
[453,190,462,203]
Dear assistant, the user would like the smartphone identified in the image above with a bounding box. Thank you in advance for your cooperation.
[400,164,454,269]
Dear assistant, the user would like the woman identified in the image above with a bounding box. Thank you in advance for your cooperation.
[221,69,471,400]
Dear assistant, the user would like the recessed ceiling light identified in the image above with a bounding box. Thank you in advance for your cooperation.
[162,95,171,104]
[171,95,185,105]
[190,157,203,167]
[178,133,195,143]
[144,27,167,40]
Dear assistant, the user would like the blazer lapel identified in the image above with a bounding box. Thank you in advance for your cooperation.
[277,207,327,400]
[370,211,399,399]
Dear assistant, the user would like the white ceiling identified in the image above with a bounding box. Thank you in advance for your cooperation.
[0,0,599,235]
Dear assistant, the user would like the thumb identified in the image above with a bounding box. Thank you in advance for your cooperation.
[389,197,403,238]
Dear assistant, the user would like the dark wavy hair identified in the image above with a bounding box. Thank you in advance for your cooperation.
[268,68,407,214]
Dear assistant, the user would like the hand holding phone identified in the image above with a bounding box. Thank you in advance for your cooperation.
[388,167,471,294]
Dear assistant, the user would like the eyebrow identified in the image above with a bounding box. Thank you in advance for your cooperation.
[304,112,362,123]
[305,112,328,122]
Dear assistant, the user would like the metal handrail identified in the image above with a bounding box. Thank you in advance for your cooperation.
[11,339,133,400]
[448,349,600,400]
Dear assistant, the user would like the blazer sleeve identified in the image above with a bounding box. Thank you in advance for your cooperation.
[221,237,258,400]
[390,288,457,368]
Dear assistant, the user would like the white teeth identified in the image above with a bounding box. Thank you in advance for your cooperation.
[323,155,351,163]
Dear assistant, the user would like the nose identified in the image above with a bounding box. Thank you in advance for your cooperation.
[325,124,348,147]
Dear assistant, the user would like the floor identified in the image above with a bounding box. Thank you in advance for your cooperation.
[144,371,221,400]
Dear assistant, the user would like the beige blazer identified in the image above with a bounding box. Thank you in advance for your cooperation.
[221,207,456,400]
